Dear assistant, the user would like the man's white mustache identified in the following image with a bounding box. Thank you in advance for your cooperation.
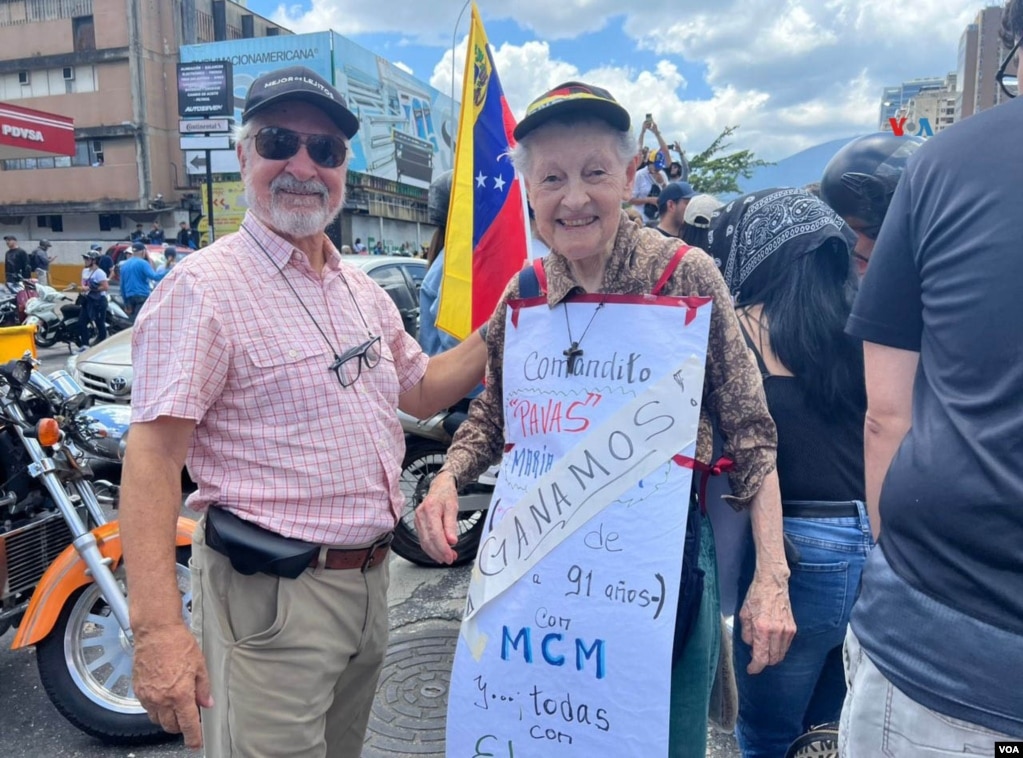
[271,175,328,198]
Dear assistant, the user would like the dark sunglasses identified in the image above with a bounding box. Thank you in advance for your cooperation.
[253,126,348,168]
[328,335,381,388]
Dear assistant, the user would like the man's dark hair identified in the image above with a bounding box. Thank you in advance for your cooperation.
[1001,0,1023,47]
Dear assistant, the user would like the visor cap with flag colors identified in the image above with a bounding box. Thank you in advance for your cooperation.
[242,65,360,139]
[512,81,631,142]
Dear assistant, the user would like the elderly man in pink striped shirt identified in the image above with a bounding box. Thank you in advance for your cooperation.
[119,66,488,756]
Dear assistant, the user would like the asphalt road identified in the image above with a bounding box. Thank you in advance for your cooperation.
[0,344,740,757]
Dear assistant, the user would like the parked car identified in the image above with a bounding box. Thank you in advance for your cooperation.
[67,255,427,404]
[341,254,426,337]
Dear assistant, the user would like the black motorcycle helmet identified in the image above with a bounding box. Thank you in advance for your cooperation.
[427,170,454,227]
[820,133,923,238]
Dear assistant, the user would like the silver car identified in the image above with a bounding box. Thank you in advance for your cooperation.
[67,255,427,404]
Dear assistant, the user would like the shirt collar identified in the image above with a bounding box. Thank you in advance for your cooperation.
[239,211,342,276]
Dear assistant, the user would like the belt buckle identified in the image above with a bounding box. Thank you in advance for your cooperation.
[361,532,393,572]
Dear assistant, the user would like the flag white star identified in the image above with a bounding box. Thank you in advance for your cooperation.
[476,172,487,188]
[493,174,506,192]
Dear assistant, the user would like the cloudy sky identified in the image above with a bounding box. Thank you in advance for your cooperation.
[245,0,997,161]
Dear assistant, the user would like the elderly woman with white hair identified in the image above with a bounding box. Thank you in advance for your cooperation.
[416,81,795,755]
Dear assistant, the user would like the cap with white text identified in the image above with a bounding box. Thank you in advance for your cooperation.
[242,66,360,139]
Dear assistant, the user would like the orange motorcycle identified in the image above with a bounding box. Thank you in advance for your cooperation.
[0,354,193,744]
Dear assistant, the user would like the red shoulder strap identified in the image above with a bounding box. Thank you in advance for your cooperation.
[532,257,548,295]
[652,244,692,296]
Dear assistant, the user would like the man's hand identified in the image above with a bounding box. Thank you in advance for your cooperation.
[737,572,796,674]
[132,623,213,749]
[414,471,461,565]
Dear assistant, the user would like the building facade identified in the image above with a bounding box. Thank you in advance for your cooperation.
[0,1,450,257]
[180,32,458,253]
[956,5,1012,121]
[877,77,946,130]
[0,0,289,256]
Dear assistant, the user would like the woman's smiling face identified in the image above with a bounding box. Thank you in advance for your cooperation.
[525,121,635,264]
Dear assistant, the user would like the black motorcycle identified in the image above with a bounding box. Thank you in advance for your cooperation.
[393,408,495,567]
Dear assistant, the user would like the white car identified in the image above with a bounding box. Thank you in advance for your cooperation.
[66,327,133,404]
[67,255,427,404]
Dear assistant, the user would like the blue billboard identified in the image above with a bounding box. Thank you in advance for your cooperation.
[180,32,457,187]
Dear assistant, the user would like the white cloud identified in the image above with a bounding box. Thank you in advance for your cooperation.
[268,0,997,160]
[393,61,414,75]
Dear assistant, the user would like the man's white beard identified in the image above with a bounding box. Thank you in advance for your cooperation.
[246,173,345,239]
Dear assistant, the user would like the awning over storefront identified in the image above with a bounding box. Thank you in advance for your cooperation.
[0,102,74,160]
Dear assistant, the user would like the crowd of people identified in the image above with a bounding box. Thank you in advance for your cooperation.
[115,1,1021,755]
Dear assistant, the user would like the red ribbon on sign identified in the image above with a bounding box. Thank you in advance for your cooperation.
[671,454,735,514]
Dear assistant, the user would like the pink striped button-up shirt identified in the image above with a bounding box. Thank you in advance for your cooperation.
[131,213,429,545]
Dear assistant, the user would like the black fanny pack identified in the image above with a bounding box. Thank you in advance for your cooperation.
[205,506,318,579]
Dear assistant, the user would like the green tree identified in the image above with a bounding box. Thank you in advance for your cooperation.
[686,125,771,196]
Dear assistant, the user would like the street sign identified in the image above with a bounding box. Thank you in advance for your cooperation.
[177,61,233,119]
[180,135,232,151]
[179,118,231,134]
[185,150,240,175]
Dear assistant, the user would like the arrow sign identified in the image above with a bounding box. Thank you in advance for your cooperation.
[184,149,240,175]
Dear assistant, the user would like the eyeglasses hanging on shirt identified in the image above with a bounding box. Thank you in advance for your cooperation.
[241,225,379,388]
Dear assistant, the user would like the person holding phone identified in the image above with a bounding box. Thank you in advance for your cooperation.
[631,114,673,220]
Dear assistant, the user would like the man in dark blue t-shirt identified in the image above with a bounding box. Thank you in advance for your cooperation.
[840,2,1023,751]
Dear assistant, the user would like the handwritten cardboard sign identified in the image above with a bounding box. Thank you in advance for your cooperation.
[446,294,712,756]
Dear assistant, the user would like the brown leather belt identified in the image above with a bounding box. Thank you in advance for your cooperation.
[309,534,392,571]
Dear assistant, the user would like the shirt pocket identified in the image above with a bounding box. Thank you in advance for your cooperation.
[243,337,324,369]
[235,334,329,422]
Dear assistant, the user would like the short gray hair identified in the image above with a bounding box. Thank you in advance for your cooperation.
[509,115,636,178]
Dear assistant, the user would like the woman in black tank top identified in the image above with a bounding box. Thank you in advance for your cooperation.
[706,188,874,757]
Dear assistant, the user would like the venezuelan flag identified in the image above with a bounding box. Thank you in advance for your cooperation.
[436,2,528,340]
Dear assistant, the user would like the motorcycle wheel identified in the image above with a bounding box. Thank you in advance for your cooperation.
[35,547,192,745]
[393,439,486,568]
[33,325,59,348]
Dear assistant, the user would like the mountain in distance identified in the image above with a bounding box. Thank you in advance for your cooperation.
[735,134,866,196]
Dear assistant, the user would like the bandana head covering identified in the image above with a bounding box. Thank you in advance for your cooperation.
[706,187,856,295]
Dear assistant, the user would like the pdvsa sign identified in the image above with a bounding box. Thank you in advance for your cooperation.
[0,104,75,159]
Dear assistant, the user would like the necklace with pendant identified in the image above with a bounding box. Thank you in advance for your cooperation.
[563,298,606,373]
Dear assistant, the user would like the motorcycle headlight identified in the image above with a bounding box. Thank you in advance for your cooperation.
[47,369,90,412]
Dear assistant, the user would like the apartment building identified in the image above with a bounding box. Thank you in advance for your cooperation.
[0,0,288,251]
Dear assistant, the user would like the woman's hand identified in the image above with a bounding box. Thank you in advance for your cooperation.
[738,570,796,674]
[414,470,462,565]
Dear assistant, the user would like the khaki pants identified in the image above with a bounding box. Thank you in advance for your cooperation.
[191,517,390,758]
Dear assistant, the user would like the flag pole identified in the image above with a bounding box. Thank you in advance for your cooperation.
[449,0,473,143]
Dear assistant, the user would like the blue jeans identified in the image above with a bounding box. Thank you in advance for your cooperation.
[79,296,107,346]
[733,501,872,758]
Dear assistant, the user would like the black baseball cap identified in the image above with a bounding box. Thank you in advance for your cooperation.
[242,66,360,139]
[131,240,146,252]
[514,81,631,142]
[3,234,16,241]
